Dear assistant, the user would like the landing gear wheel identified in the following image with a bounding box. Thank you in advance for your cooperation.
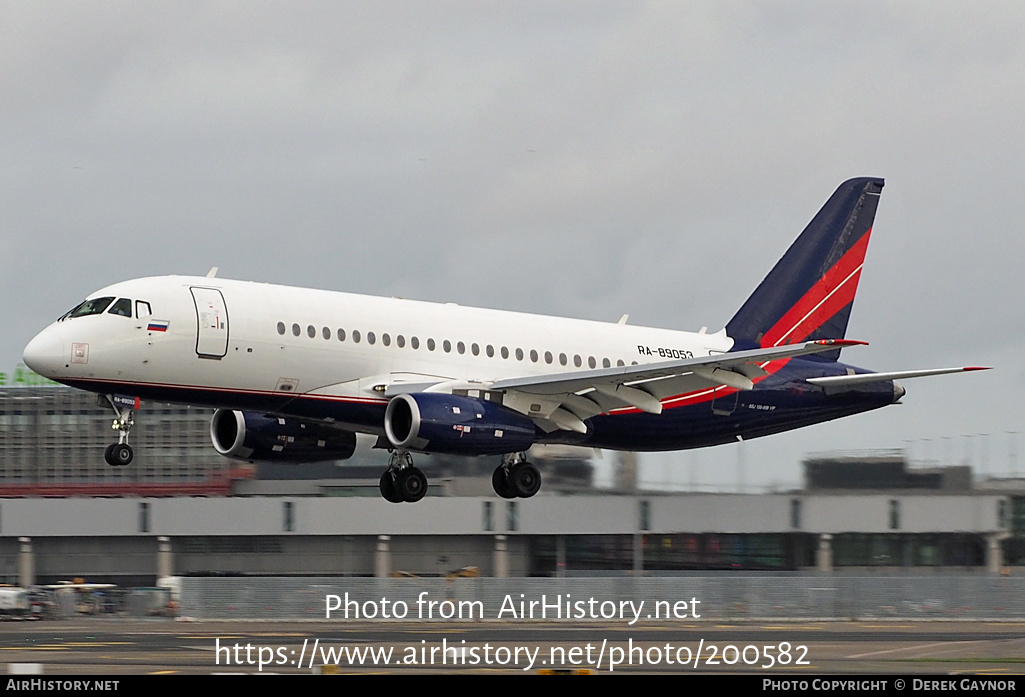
[379,471,403,504]
[492,466,516,499]
[105,443,134,467]
[509,462,541,498]
[396,467,428,503]
[102,395,137,468]
[380,451,429,503]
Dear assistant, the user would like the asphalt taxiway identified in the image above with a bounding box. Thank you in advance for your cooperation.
[1,618,1024,675]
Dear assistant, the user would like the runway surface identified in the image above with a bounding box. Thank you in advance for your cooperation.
[1,618,1024,675]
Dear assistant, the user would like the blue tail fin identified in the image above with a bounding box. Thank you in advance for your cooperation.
[725,177,884,361]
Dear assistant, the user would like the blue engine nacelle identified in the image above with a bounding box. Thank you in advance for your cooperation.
[210,409,357,462]
[384,393,536,455]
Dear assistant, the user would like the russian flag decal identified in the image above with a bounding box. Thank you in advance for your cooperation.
[148,320,170,332]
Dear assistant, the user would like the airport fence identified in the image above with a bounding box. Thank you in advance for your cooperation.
[178,575,1025,621]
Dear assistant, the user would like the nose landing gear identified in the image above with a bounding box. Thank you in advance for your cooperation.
[104,442,134,467]
[102,395,136,467]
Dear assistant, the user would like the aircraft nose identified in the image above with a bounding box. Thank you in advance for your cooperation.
[23,328,64,378]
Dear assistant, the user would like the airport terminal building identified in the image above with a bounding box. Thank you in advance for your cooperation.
[0,385,1022,584]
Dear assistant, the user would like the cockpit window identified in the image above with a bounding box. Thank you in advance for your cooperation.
[108,298,133,317]
[136,300,152,319]
[67,297,115,318]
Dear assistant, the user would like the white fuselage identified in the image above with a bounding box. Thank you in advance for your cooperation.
[25,275,732,431]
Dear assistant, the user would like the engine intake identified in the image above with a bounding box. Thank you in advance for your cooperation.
[210,409,357,462]
[384,393,536,455]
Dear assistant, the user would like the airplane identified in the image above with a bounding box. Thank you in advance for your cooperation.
[22,177,987,503]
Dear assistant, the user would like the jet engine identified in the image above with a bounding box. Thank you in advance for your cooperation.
[210,409,357,462]
[384,393,536,455]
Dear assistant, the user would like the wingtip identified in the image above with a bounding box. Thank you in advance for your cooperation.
[963,366,992,372]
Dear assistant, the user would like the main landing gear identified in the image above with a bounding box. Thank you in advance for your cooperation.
[377,451,541,503]
[492,452,542,499]
[102,396,135,467]
[379,451,428,503]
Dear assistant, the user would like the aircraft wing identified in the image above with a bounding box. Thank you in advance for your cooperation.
[486,339,866,433]
[492,339,865,395]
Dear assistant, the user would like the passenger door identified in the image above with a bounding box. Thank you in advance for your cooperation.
[190,287,229,358]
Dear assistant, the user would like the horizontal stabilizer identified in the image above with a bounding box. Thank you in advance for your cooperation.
[807,366,990,388]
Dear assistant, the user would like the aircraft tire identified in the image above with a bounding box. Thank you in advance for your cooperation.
[509,462,542,498]
[379,471,404,503]
[106,443,133,467]
[397,467,428,503]
[492,466,517,499]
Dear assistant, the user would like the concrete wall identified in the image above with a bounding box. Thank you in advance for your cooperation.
[0,493,1009,537]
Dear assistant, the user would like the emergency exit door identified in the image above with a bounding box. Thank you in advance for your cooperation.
[191,287,229,358]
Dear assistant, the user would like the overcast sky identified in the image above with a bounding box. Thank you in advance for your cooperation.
[2,2,1022,489]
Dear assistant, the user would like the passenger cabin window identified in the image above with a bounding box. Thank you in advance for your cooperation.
[108,298,132,317]
[68,297,114,318]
